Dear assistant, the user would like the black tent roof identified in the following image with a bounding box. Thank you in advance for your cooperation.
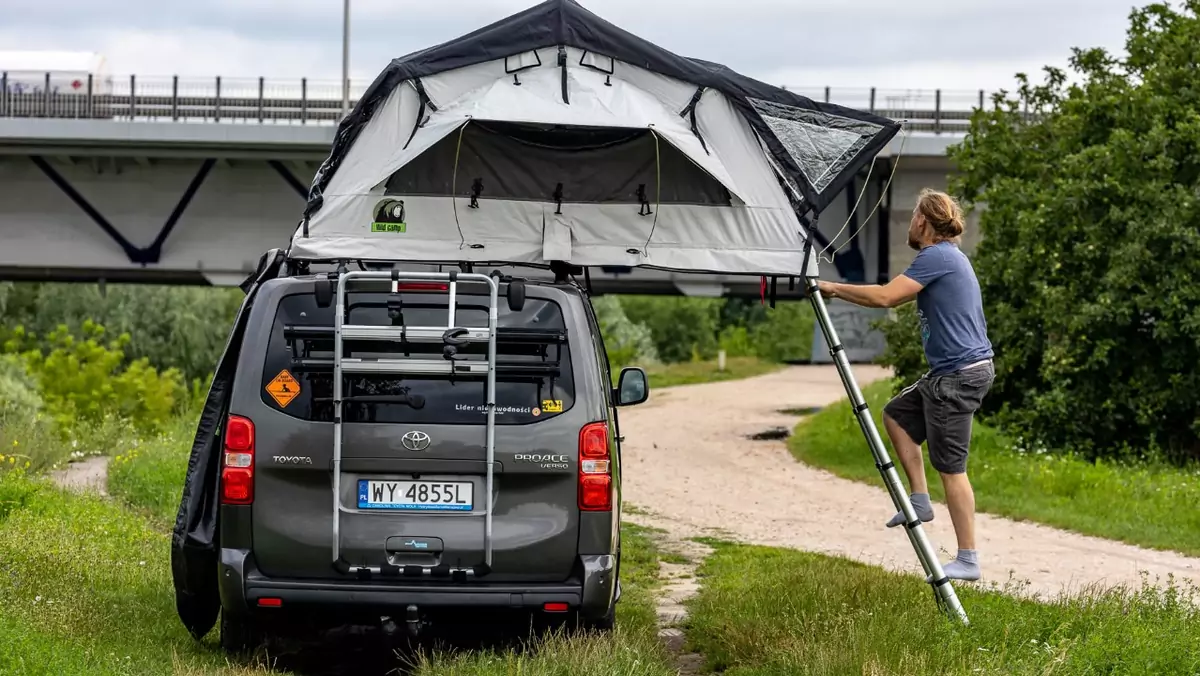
[304,0,901,220]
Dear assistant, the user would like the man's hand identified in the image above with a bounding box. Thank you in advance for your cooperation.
[816,280,837,298]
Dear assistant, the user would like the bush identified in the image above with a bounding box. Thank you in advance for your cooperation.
[619,296,722,363]
[717,325,755,358]
[591,296,659,368]
[949,2,1200,462]
[6,321,186,438]
[749,301,814,363]
[0,356,42,422]
[0,282,242,383]
[873,304,927,390]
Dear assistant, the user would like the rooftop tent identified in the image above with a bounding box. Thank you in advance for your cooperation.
[286,0,901,277]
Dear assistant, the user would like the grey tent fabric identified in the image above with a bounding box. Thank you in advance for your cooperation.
[300,0,900,223]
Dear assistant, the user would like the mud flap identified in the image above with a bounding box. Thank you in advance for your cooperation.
[170,248,285,639]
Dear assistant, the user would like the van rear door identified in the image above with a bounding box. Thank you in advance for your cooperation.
[243,283,590,583]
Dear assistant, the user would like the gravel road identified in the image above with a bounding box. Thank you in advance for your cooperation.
[621,365,1200,600]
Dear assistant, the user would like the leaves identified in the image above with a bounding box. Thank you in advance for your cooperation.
[6,322,186,438]
[943,0,1200,462]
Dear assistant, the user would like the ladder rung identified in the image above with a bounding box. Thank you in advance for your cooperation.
[339,358,490,375]
[339,325,491,343]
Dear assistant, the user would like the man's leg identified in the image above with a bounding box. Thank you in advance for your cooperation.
[881,380,934,527]
[924,366,993,580]
[941,472,976,551]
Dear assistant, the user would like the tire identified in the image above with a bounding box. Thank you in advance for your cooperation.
[219,611,262,656]
[579,603,616,632]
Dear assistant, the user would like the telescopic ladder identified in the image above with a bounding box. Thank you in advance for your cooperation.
[330,269,500,580]
[804,279,969,624]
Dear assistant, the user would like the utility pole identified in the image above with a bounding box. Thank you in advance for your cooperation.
[341,0,351,119]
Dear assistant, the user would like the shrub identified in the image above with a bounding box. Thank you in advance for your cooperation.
[749,301,814,363]
[949,2,1200,462]
[9,321,186,437]
[0,282,242,383]
[873,304,928,391]
[591,295,660,368]
[717,325,755,358]
[619,296,722,363]
[0,356,42,422]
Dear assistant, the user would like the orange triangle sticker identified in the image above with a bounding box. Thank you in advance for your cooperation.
[266,370,300,408]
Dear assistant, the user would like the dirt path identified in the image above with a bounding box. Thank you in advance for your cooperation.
[621,365,1200,601]
[49,455,110,496]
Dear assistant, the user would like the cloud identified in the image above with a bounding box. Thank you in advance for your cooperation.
[0,0,1138,91]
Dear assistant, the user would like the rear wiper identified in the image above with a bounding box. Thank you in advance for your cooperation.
[313,394,427,409]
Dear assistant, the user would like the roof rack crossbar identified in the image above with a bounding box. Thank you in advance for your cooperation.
[284,325,567,344]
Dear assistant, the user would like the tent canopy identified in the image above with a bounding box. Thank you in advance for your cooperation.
[287,0,900,278]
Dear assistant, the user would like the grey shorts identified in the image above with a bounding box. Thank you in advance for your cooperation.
[882,361,994,474]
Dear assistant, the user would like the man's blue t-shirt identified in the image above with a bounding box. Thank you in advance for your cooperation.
[901,241,994,376]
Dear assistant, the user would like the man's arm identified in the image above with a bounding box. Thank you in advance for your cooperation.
[816,274,923,309]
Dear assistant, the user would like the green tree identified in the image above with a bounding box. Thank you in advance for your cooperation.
[873,304,926,387]
[591,296,659,368]
[948,1,1200,462]
[749,301,815,363]
[618,296,722,363]
[0,282,242,383]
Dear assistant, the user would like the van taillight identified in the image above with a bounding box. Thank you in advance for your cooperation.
[578,422,612,511]
[221,415,255,505]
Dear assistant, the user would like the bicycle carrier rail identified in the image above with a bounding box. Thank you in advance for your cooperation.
[330,269,499,581]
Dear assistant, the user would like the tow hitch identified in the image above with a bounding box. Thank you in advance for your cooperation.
[405,604,422,637]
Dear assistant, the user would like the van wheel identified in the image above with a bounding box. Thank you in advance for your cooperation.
[219,611,262,656]
[578,603,616,633]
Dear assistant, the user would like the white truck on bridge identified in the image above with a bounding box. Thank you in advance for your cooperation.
[0,50,113,95]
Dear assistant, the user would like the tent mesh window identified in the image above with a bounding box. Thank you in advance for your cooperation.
[384,121,733,206]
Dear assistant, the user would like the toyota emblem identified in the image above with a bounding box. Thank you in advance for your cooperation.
[401,430,431,451]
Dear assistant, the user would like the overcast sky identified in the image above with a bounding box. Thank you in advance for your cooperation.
[0,0,1144,97]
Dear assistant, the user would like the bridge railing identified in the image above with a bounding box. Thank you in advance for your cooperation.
[0,73,995,133]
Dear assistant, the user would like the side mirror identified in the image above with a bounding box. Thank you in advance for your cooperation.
[614,367,649,407]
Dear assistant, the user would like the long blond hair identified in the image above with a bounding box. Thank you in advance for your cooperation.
[915,188,965,242]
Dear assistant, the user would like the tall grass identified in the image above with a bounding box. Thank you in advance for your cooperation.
[685,541,1200,675]
[0,471,265,675]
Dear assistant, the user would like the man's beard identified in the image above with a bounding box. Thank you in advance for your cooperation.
[907,232,920,251]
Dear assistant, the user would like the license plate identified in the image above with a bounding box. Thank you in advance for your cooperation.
[357,480,473,511]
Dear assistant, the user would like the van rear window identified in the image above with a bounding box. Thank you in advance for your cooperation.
[260,290,575,425]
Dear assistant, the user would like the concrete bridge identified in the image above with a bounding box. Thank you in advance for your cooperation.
[0,74,980,296]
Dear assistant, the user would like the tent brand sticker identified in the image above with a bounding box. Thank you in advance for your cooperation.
[371,198,407,233]
[266,370,300,407]
[542,399,563,413]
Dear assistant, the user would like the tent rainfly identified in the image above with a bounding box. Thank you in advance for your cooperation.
[287,0,901,278]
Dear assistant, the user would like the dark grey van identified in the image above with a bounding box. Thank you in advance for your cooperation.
[211,269,649,653]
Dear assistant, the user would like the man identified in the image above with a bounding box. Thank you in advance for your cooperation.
[814,188,994,581]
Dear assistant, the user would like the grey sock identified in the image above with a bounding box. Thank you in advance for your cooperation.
[942,549,981,581]
[885,493,933,528]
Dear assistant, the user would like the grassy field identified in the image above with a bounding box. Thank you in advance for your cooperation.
[632,356,783,390]
[0,469,264,675]
[789,379,1200,556]
[685,540,1200,675]
[0,415,677,676]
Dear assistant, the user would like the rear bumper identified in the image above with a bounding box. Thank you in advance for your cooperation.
[219,548,616,619]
